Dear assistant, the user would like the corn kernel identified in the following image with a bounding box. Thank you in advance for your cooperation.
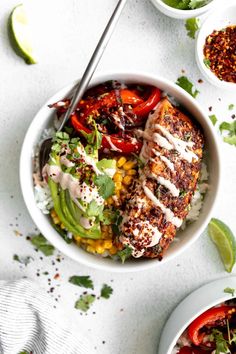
[60,223,65,229]
[96,246,105,254]
[51,209,56,217]
[104,240,113,249]
[115,181,122,191]
[87,245,95,253]
[113,172,123,183]
[109,246,118,255]
[117,156,127,168]
[74,235,81,242]
[87,239,96,245]
[123,160,136,170]
[127,169,137,176]
[123,175,133,185]
[106,196,113,205]
[52,216,60,225]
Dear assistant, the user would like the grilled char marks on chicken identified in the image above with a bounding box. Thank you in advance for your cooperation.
[120,98,204,260]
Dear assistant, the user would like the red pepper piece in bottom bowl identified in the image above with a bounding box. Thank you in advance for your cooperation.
[177,346,206,354]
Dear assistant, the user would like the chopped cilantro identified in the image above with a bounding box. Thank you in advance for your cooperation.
[69,275,94,289]
[94,175,115,199]
[211,329,229,354]
[87,200,103,217]
[189,0,210,9]
[30,234,55,256]
[224,287,235,296]
[80,120,102,150]
[75,294,96,312]
[219,121,236,146]
[185,18,199,39]
[100,284,113,299]
[228,104,234,111]
[117,245,132,263]
[176,76,199,98]
[13,254,33,266]
[163,0,210,9]
[209,114,217,126]
[203,58,211,69]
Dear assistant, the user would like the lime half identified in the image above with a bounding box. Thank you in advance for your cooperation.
[8,4,37,64]
[208,218,236,273]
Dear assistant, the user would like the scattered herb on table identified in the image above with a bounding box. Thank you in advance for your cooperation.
[185,18,199,39]
[13,254,33,266]
[203,58,211,69]
[224,287,235,297]
[209,114,217,126]
[75,294,96,312]
[101,284,113,299]
[229,104,234,111]
[176,76,199,98]
[30,234,55,256]
[69,275,94,290]
[219,121,236,146]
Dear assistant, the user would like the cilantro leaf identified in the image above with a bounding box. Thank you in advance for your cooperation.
[69,275,94,289]
[209,114,217,126]
[185,18,199,39]
[30,234,55,256]
[75,294,96,312]
[203,58,211,69]
[100,284,113,299]
[224,287,235,296]
[219,121,236,146]
[176,76,199,98]
[80,120,102,150]
[94,175,115,199]
[211,329,229,354]
[229,104,234,111]
[189,0,210,9]
[87,200,103,217]
[117,245,132,263]
[13,254,33,266]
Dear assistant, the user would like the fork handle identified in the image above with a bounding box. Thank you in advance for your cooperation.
[57,0,128,132]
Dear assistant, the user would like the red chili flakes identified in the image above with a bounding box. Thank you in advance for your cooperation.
[203,25,236,83]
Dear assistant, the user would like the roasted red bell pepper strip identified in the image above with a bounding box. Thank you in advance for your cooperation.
[133,87,161,117]
[71,114,142,154]
[120,89,144,106]
[177,346,205,354]
[188,306,235,346]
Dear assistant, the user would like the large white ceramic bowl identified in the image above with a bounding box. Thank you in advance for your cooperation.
[196,0,236,89]
[159,276,236,354]
[20,72,221,272]
[150,0,219,20]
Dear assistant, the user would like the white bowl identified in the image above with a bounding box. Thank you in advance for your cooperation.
[150,0,219,20]
[158,276,236,354]
[20,72,221,272]
[196,0,236,89]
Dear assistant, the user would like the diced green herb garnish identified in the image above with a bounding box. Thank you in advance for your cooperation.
[94,175,115,199]
[80,119,102,150]
[228,104,234,111]
[224,287,235,296]
[13,254,33,266]
[69,275,94,289]
[176,76,199,98]
[87,200,103,217]
[209,114,217,126]
[117,245,132,263]
[75,294,96,312]
[203,58,211,69]
[100,284,113,299]
[185,18,199,39]
[30,234,55,256]
[219,121,236,146]
[163,0,210,10]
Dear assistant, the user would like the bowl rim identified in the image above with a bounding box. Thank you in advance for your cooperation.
[19,70,221,272]
[151,0,218,15]
[158,276,236,354]
[196,1,236,89]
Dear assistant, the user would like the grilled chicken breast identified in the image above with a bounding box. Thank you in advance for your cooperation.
[120,98,204,259]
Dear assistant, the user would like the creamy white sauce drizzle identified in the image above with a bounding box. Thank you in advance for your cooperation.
[155,124,198,163]
[80,217,93,229]
[76,145,102,175]
[104,135,122,152]
[154,176,180,197]
[46,164,104,210]
[153,132,173,150]
[152,149,175,171]
[143,182,182,228]
[60,155,75,168]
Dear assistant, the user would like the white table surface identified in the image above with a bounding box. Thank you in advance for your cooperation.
[0,0,236,353]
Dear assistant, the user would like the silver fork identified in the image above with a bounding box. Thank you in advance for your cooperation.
[39,0,128,175]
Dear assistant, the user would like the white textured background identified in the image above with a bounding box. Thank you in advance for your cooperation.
[0,0,236,353]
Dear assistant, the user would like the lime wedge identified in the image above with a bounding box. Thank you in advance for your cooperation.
[208,218,236,273]
[8,4,37,64]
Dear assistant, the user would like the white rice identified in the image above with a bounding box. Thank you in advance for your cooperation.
[34,184,53,215]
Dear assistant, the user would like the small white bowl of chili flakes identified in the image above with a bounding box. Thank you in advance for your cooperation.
[196,0,236,89]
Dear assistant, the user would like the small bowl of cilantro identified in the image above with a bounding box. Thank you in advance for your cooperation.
[150,0,219,19]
